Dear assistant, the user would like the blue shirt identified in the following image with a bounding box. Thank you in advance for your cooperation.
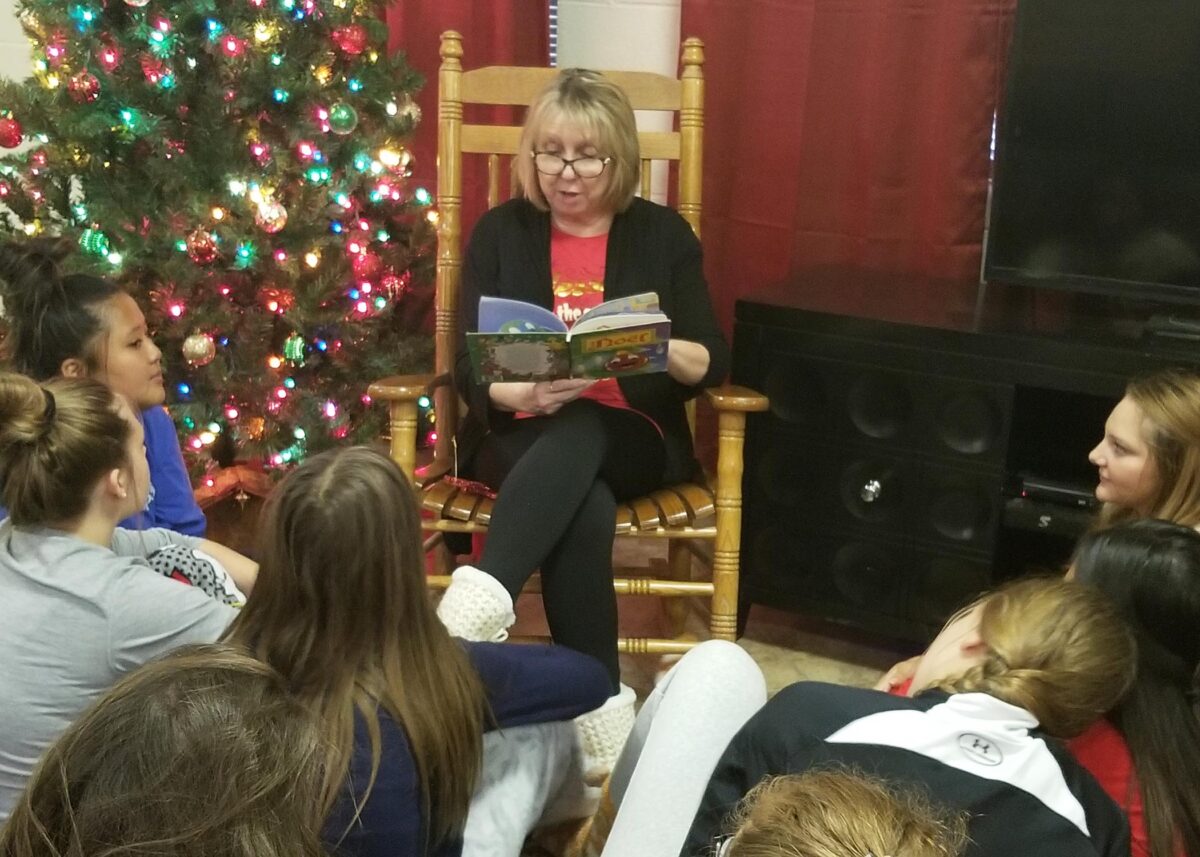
[0,407,204,536]
[119,406,206,536]
[324,642,610,857]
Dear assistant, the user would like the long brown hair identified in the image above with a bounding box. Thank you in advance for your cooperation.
[1072,520,1200,857]
[932,577,1137,738]
[723,769,969,857]
[0,643,326,857]
[0,373,130,525]
[224,446,486,847]
[1096,368,1200,529]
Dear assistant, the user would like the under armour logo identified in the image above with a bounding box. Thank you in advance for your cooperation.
[958,732,1003,765]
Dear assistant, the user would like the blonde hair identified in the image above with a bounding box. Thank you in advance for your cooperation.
[224,446,487,847]
[0,372,131,525]
[1097,368,1200,529]
[723,769,969,857]
[515,68,641,213]
[932,577,1137,738]
[0,643,326,857]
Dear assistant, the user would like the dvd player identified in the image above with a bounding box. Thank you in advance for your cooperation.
[1013,474,1098,509]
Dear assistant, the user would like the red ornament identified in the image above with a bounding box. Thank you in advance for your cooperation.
[332,25,368,55]
[351,250,382,278]
[0,117,23,149]
[186,228,219,265]
[258,286,295,314]
[67,71,101,104]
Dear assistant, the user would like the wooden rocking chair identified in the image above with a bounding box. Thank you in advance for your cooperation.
[369,30,768,654]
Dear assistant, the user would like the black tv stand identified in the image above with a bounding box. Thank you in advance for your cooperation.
[1145,314,1200,342]
[732,284,1200,643]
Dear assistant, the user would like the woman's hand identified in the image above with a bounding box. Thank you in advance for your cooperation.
[489,379,595,415]
[873,654,922,693]
[666,339,711,386]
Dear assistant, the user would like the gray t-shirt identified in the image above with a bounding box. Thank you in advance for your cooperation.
[0,521,238,821]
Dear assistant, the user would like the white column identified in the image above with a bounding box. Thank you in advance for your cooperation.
[557,0,682,204]
[0,3,33,83]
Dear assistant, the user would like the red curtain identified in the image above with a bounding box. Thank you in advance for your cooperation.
[386,1,549,205]
[682,0,1017,329]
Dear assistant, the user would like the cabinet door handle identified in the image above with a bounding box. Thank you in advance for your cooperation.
[860,479,883,503]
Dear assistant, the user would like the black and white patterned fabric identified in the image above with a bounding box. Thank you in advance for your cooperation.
[145,543,245,606]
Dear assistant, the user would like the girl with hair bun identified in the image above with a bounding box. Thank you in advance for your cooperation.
[0,237,204,535]
[0,372,251,823]
[683,577,1138,857]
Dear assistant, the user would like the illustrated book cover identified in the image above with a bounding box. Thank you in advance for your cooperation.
[467,291,671,382]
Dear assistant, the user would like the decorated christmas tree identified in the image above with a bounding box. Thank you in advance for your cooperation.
[0,0,435,475]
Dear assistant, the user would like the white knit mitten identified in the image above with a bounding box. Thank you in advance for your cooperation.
[435,565,516,642]
[573,683,637,784]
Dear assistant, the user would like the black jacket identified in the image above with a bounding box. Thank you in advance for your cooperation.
[683,682,1131,857]
[455,197,730,485]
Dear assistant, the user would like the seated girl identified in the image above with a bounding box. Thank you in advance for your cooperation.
[223,446,611,857]
[682,577,1137,857]
[717,769,968,857]
[0,643,326,857]
[0,373,251,821]
[0,237,206,535]
[1087,367,1200,530]
[1069,519,1200,857]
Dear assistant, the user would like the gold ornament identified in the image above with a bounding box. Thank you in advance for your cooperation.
[181,332,217,367]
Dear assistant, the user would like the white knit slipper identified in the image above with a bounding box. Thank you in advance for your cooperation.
[436,565,516,642]
[574,683,637,784]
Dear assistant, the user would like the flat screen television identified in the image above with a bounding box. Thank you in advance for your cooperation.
[985,0,1200,306]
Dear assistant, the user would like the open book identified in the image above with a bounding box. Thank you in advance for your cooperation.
[467,291,671,383]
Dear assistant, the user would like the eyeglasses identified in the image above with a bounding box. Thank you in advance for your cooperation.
[532,151,612,178]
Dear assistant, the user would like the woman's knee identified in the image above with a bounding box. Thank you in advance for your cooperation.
[563,481,618,541]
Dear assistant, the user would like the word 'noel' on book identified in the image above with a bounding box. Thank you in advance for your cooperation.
[467,292,671,382]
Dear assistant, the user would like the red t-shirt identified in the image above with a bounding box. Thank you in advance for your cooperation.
[890,678,1151,856]
[513,226,660,434]
[1069,719,1152,857]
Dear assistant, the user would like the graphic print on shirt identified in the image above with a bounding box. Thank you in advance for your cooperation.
[550,226,608,328]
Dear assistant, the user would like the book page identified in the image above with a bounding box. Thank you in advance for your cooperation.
[574,291,661,325]
[570,310,670,337]
[477,296,567,334]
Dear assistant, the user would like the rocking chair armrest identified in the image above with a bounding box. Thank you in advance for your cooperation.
[704,384,770,413]
[368,372,448,402]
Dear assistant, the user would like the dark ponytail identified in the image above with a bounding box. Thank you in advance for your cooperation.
[1072,519,1200,857]
[0,237,122,380]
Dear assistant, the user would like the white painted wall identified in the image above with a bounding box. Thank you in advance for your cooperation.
[557,0,682,203]
[0,2,31,83]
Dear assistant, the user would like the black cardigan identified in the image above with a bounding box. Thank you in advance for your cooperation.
[455,197,730,485]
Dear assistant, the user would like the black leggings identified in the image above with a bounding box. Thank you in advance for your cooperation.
[470,399,666,690]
